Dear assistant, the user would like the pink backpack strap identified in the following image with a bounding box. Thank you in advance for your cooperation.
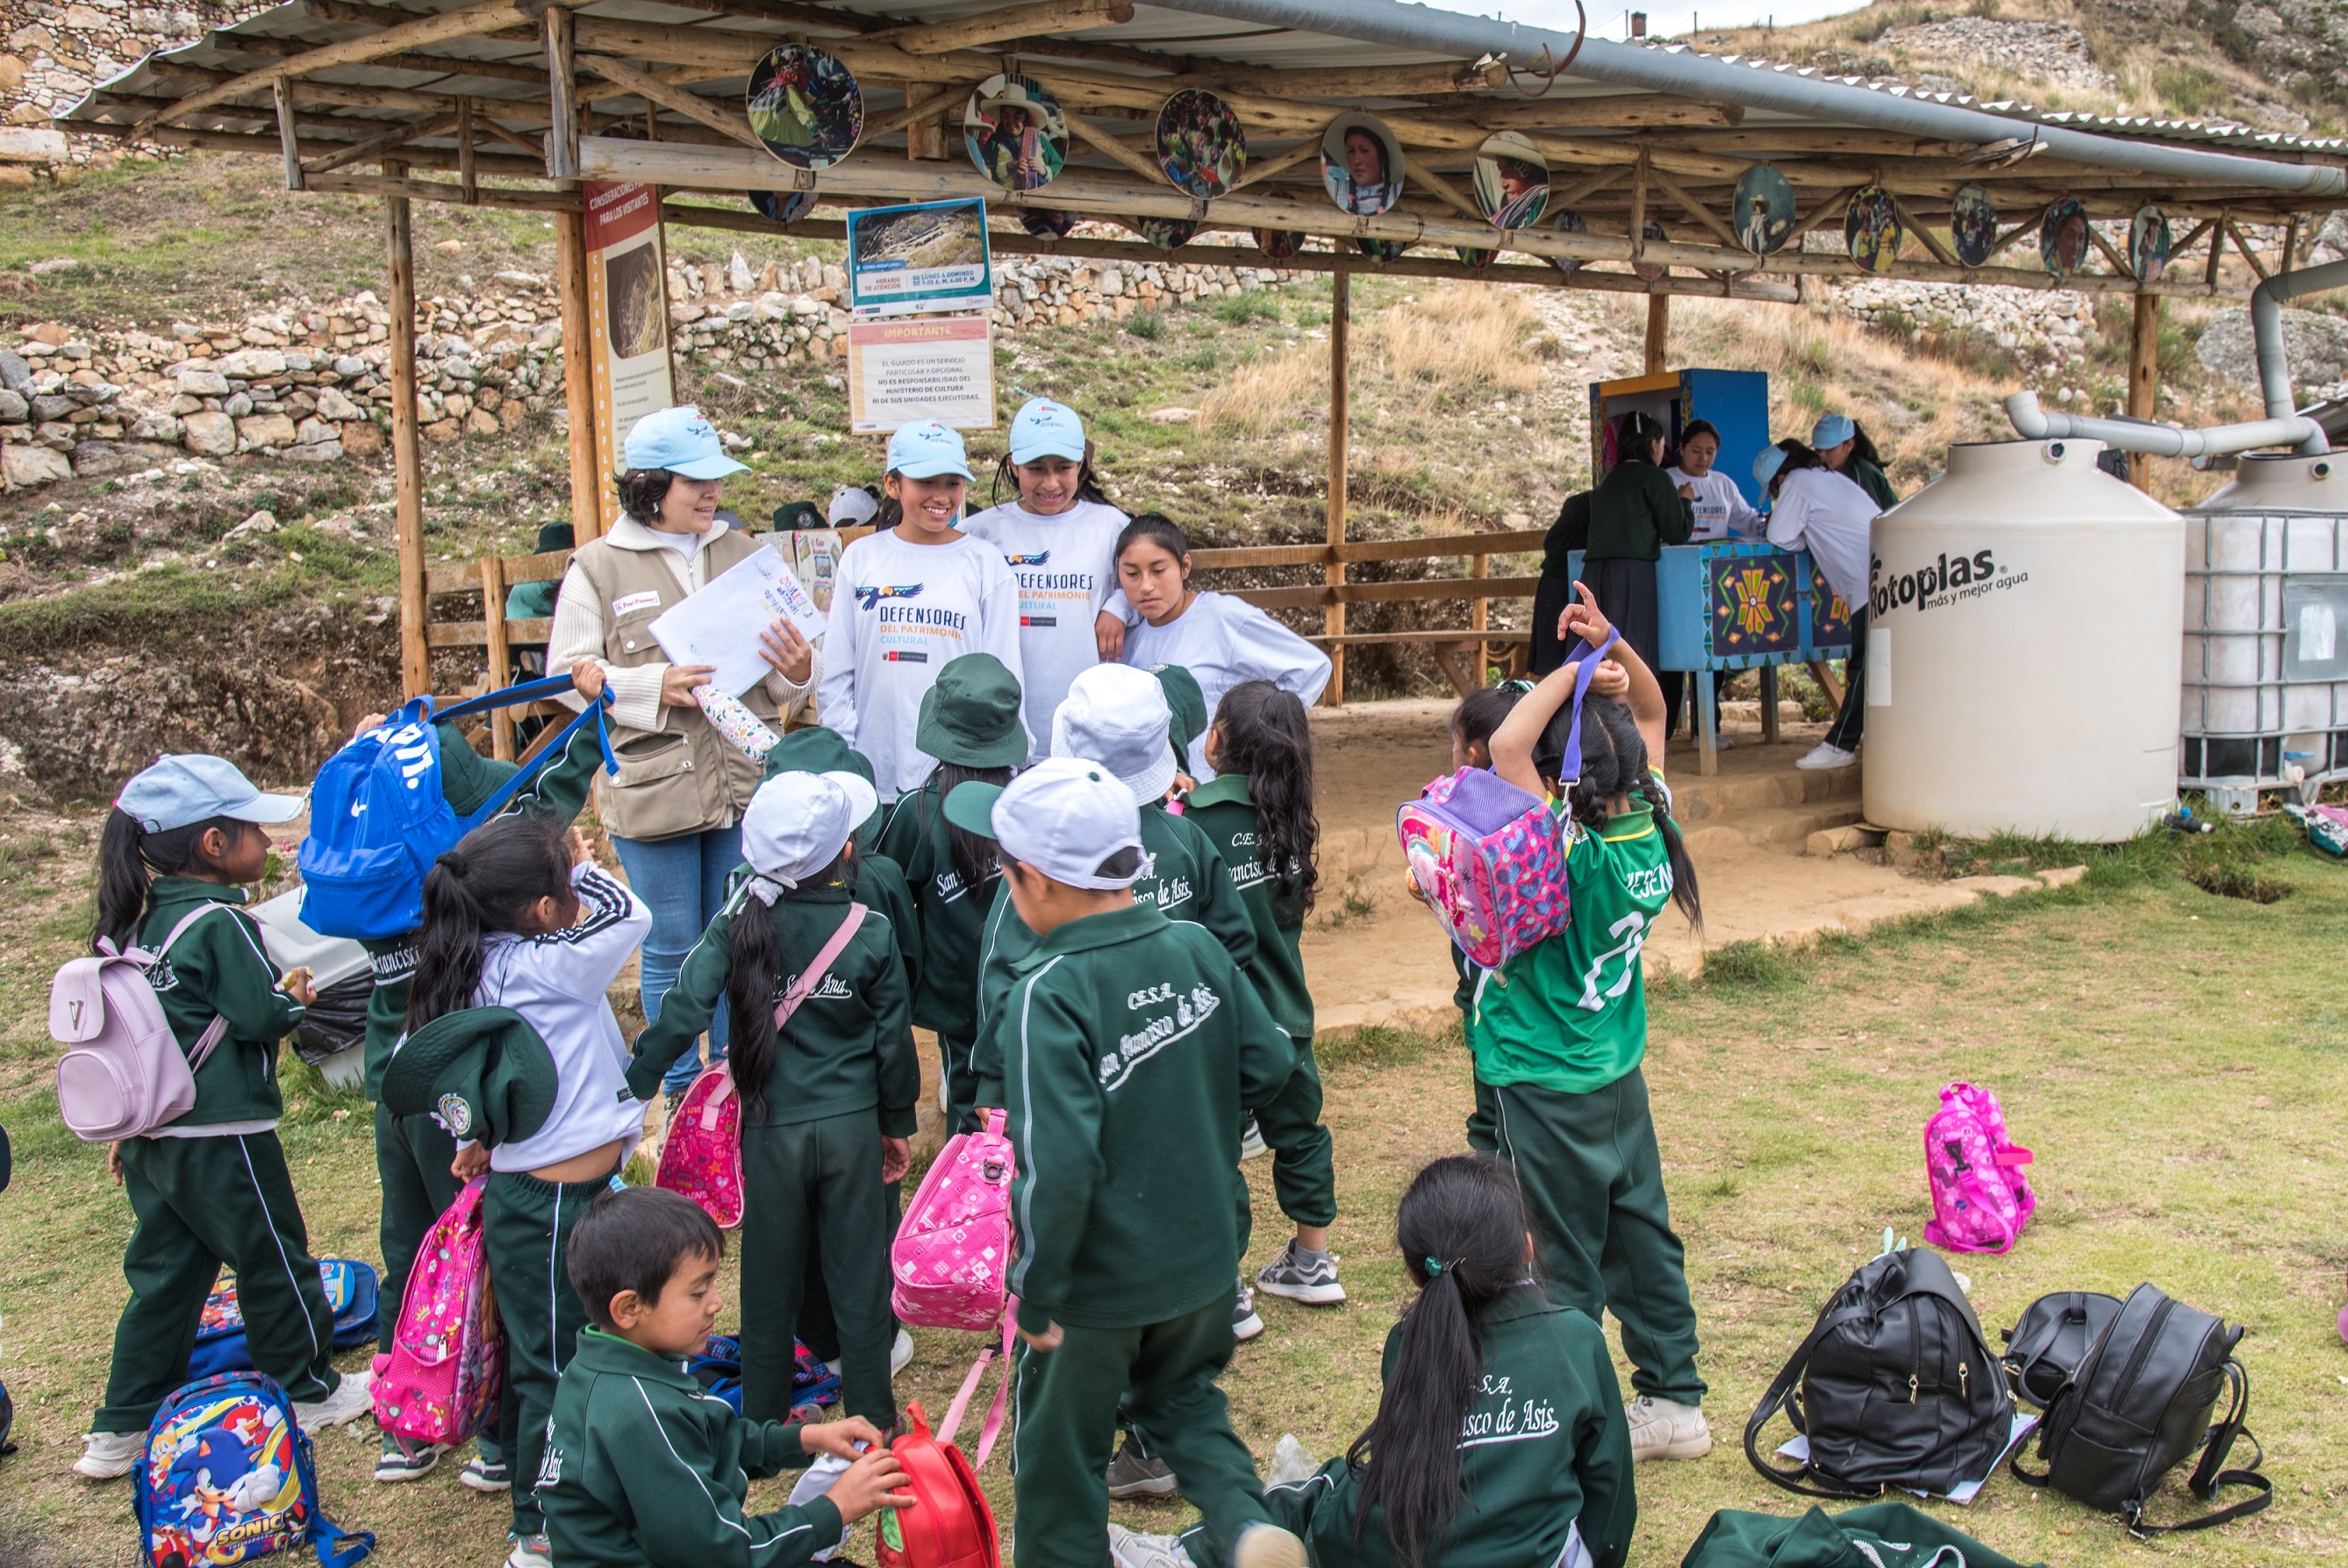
[1994,1146,2034,1167]
[938,1305,1018,1471]
[773,903,867,1030]
[154,905,235,1071]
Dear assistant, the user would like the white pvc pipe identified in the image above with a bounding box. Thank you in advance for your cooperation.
[2003,391,2325,457]
[2250,258,2348,450]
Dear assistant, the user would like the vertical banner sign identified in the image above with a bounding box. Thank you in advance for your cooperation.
[846,315,997,433]
[583,180,676,525]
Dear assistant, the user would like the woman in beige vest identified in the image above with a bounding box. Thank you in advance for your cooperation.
[550,405,818,1101]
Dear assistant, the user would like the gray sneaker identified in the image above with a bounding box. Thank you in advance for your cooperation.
[1106,1440,1178,1499]
[1256,1241,1345,1306]
[1233,1278,1263,1342]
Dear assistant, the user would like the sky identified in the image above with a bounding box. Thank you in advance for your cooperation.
[1443,0,1875,44]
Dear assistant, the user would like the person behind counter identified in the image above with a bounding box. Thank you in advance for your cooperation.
[1579,412,1694,738]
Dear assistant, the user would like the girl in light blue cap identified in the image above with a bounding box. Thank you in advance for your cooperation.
[1810,412,1901,512]
[819,419,1027,801]
[963,397,1133,757]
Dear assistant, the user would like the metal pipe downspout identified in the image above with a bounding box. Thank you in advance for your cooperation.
[1149,0,2348,197]
[2004,391,2327,456]
[2250,258,2348,447]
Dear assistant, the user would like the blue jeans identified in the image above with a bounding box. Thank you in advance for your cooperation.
[612,824,741,1095]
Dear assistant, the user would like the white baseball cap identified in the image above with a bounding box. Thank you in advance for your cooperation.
[827,485,880,526]
[741,770,878,901]
[943,756,1149,891]
[1050,664,1176,806]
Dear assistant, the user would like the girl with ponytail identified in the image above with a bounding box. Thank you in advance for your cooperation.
[1471,583,1712,1466]
[1160,1156,1636,1568]
[625,770,920,1431]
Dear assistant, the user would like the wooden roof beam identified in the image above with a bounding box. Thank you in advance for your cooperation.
[877,0,1134,55]
[302,105,457,173]
[144,61,457,113]
[1066,107,1171,184]
[578,51,762,151]
[204,32,549,87]
[1435,93,1740,129]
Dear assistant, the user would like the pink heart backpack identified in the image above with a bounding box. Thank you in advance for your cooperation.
[1923,1081,2037,1254]
[371,1177,504,1446]
[658,904,868,1229]
[892,1107,1016,1331]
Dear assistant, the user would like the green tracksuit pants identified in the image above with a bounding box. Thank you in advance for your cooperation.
[741,1111,896,1429]
[1012,1298,1268,1568]
[374,1104,505,1462]
[97,1131,341,1432]
[940,1029,980,1136]
[1475,1070,1707,1407]
[483,1167,611,1536]
[1237,1042,1336,1255]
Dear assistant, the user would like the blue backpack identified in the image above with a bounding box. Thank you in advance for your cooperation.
[297,675,614,941]
[189,1260,380,1380]
[687,1333,841,1415]
[135,1371,371,1568]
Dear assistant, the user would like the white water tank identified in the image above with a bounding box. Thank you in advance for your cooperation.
[1862,438,2183,841]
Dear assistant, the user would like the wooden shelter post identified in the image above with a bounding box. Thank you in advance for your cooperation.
[2128,289,2161,489]
[1323,266,1350,707]
[555,210,605,541]
[1643,291,1669,375]
[385,161,428,697]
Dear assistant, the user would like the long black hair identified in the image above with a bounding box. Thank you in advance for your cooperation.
[1348,1156,1537,1568]
[725,848,858,1124]
[1535,694,1701,931]
[1449,682,1531,767]
[1210,681,1318,923]
[1614,411,1666,466]
[404,813,576,1033]
[924,761,1013,898]
[1765,439,1826,499]
[1848,419,1886,469]
[989,443,1113,511]
[94,809,252,953]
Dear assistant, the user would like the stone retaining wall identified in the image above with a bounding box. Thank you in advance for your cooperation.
[1,0,270,177]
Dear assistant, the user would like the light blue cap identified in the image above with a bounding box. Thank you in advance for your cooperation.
[886,419,976,482]
[1811,412,1856,448]
[622,405,747,481]
[1009,397,1088,465]
[1753,441,1791,488]
[118,754,304,834]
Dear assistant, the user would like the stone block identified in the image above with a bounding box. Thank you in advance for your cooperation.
[0,389,23,422]
[282,440,343,463]
[177,366,232,396]
[180,410,235,455]
[340,419,383,456]
[235,412,297,451]
[3,441,71,487]
[69,439,171,476]
[422,419,463,445]
[2036,864,2088,890]
[314,386,362,420]
[463,408,501,438]
[216,348,288,378]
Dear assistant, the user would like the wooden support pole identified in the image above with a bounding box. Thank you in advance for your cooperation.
[884,0,1133,54]
[581,52,763,151]
[1228,135,1321,192]
[481,555,515,758]
[2128,290,2161,489]
[1471,552,1488,685]
[386,165,428,698]
[554,208,605,541]
[1066,109,1170,185]
[1324,267,1349,709]
[272,76,304,190]
[456,94,477,203]
[1401,152,1484,223]
[2206,212,2229,290]
[1644,291,1669,375]
[546,5,578,179]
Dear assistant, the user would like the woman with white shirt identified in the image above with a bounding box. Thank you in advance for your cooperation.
[1756,440,1878,772]
[1113,512,1331,781]
[548,405,817,1101]
[1667,419,1763,542]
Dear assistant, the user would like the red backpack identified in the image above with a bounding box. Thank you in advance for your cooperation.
[877,1398,1003,1568]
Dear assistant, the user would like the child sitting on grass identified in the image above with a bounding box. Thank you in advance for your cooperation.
[540,1186,912,1568]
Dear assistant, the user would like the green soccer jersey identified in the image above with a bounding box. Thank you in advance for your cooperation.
[1466,795,1673,1095]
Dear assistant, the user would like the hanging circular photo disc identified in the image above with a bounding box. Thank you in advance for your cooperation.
[1732,164,1795,255]
[2130,204,2172,283]
[1474,132,1549,231]
[1356,237,1407,261]
[748,187,817,224]
[1844,185,1902,274]
[1457,247,1500,268]
[746,45,862,171]
[1020,209,1077,240]
[1254,228,1305,260]
[964,73,1069,192]
[1132,217,1198,249]
[1951,183,1998,268]
[1156,88,1246,200]
[1322,113,1405,218]
[1547,208,1587,276]
[2039,197,2089,277]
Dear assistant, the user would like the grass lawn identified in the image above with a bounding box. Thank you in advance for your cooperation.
[0,825,2343,1566]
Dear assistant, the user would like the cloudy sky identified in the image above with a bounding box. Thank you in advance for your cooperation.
[1438,0,1872,44]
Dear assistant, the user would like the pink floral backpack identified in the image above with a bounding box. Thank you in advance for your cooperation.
[1923,1082,2037,1254]
[1399,634,1618,969]
[658,904,867,1229]
[892,1107,1016,1330]
[371,1177,503,1446]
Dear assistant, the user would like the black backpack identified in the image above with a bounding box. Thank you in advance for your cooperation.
[2011,1283,2271,1533]
[1745,1249,2016,1498]
[2001,1290,2123,1407]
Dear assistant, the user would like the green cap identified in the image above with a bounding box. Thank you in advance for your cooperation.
[1150,663,1206,758]
[941,778,1006,838]
[382,1006,558,1149]
[533,520,576,554]
[916,654,1028,770]
[771,501,825,532]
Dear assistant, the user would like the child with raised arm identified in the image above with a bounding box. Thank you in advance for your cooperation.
[1475,584,1711,1466]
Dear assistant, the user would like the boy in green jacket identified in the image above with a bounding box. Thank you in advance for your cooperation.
[942,758,1305,1568]
[541,1186,913,1568]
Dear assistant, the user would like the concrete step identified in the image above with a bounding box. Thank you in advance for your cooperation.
[1683,798,1865,856]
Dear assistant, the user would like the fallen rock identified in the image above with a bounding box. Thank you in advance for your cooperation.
[1148,406,1199,425]
[225,508,279,539]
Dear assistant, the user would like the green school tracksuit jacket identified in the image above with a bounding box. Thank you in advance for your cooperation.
[1001,901,1297,1335]
[540,1327,841,1568]
[1583,461,1694,562]
[140,878,309,1125]
[623,879,920,1136]
[1181,775,1313,1044]
[968,801,1258,1106]
[357,716,609,1101]
[877,773,1000,1039]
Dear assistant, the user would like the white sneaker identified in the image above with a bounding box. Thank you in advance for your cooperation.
[1109,1524,1196,1568]
[1795,742,1857,771]
[891,1328,915,1378]
[74,1429,146,1480]
[293,1366,375,1433]
[1232,1278,1263,1342]
[1624,1395,1711,1462]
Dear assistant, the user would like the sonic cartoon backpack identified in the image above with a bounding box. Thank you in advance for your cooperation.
[190,1260,379,1379]
[49,905,234,1142]
[685,1333,841,1421]
[297,675,614,942]
[892,1108,1015,1332]
[876,1398,1004,1568]
[370,1178,504,1449]
[135,1371,372,1568]
[1398,631,1620,970]
[1923,1082,2037,1255]
[658,906,867,1228]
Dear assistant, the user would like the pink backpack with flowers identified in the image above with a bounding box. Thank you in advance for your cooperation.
[1399,634,1618,970]
[892,1108,1016,1330]
[371,1178,503,1446]
[1923,1082,2037,1254]
[658,905,867,1229]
